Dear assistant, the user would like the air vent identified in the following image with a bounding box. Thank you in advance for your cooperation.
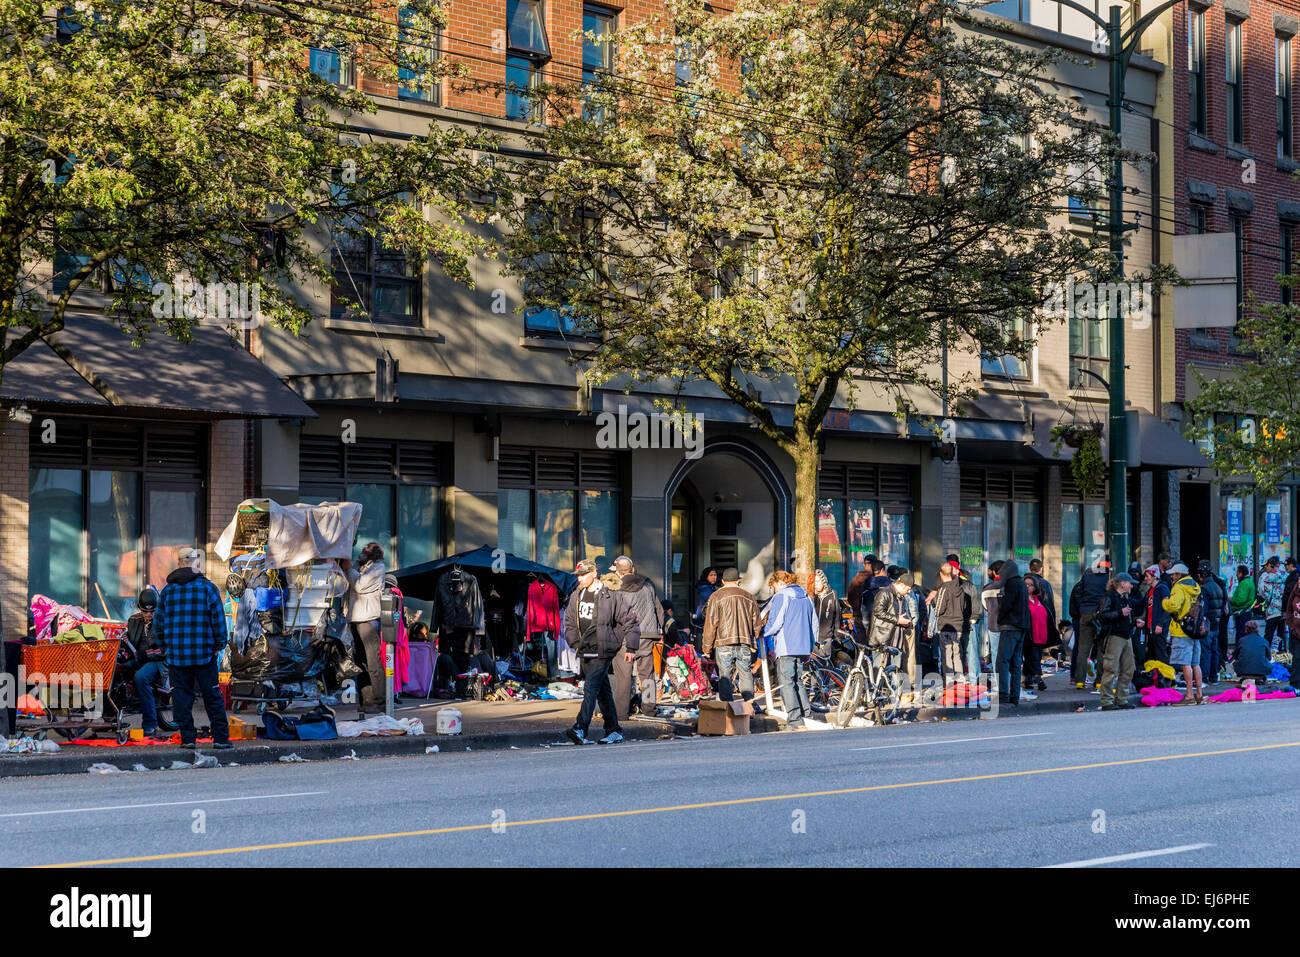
[846,464,878,498]
[960,469,985,500]
[498,448,534,487]
[299,436,345,483]
[29,420,87,467]
[818,464,846,499]
[145,428,203,476]
[536,450,579,487]
[986,469,1013,500]
[398,444,443,485]
[93,425,144,467]
[347,440,398,482]
[580,451,619,490]
[1013,471,1037,500]
[878,466,911,501]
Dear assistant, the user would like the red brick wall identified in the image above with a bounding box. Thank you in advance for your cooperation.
[1172,0,1300,403]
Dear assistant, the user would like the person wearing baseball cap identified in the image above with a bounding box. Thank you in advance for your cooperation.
[1094,571,1138,710]
[563,558,640,745]
[1162,562,1205,704]
[155,547,231,749]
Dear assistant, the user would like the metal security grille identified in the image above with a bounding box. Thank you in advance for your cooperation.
[298,436,447,486]
[497,447,621,490]
[29,420,204,477]
[961,466,1041,502]
[817,462,912,502]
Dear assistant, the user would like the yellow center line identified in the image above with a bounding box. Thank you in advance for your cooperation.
[35,740,1300,868]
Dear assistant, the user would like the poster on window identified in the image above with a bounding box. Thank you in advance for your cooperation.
[1227,498,1243,543]
[817,502,842,564]
[1266,499,1282,545]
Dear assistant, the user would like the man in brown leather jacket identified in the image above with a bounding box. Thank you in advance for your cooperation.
[701,567,761,702]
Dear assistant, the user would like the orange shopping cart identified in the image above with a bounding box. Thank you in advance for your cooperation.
[20,639,131,744]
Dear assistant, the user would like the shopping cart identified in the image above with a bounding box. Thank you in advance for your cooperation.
[19,639,131,744]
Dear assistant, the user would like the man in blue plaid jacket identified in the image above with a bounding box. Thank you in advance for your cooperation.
[155,547,231,749]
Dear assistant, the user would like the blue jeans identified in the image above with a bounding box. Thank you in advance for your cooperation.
[777,656,811,727]
[1200,626,1219,680]
[169,657,229,745]
[965,621,983,676]
[714,645,754,702]
[133,660,169,731]
[574,656,620,736]
[997,629,1024,703]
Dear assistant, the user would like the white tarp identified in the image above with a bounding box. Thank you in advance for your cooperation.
[214,499,363,568]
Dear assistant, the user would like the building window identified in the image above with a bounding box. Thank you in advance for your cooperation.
[958,467,1042,589]
[505,0,549,122]
[398,5,441,104]
[299,436,447,572]
[497,448,621,570]
[981,314,1031,380]
[1279,35,1294,159]
[1282,224,1294,307]
[1069,308,1109,389]
[1191,204,1207,234]
[310,42,355,87]
[28,421,205,621]
[1189,8,1207,136]
[331,213,422,325]
[522,204,599,338]
[1061,501,1107,603]
[1226,20,1244,146]
[582,6,614,86]
[816,463,912,596]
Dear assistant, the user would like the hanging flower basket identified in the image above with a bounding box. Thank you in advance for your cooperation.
[1052,423,1102,450]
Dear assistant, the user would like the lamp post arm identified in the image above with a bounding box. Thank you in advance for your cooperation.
[1122,0,1187,51]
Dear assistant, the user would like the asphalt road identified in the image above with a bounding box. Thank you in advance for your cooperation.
[3,700,1299,868]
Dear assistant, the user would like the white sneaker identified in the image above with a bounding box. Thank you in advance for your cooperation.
[1021,690,1037,700]
[599,731,624,744]
[803,717,834,731]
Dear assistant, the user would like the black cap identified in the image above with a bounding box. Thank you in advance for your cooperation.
[137,587,158,610]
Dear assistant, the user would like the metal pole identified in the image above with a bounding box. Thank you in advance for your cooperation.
[1107,3,1129,569]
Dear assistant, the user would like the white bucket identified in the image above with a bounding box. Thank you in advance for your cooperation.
[435,708,463,735]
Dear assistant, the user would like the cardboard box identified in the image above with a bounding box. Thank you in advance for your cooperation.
[697,698,753,736]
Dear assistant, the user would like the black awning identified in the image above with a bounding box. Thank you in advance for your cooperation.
[1133,411,1209,469]
[8,314,317,419]
[0,338,110,407]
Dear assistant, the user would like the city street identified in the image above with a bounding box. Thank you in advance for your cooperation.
[3,700,1298,868]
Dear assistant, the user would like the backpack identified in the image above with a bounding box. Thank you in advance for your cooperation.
[262,704,339,741]
[666,644,710,697]
[1178,589,1209,638]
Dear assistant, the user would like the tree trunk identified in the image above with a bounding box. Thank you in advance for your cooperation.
[789,427,820,594]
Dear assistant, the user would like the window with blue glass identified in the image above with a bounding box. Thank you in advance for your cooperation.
[505,0,549,122]
[582,5,614,120]
[398,5,441,103]
[982,314,1030,380]
[310,41,354,87]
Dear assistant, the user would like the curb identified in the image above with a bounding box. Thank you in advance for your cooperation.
[0,719,691,779]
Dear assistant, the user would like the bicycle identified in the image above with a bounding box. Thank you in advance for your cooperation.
[834,639,904,728]
[802,628,854,712]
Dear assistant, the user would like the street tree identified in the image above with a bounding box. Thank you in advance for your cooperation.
[1184,286,1300,493]
[0,0,502,390]
[503,0,1130,575]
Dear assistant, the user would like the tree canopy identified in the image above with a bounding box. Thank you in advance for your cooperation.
[0,0,501,387]
[503,0,1134,570]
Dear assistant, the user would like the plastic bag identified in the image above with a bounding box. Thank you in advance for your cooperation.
[228,630,330,682]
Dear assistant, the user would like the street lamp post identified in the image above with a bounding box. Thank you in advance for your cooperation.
[970,0,1186,568]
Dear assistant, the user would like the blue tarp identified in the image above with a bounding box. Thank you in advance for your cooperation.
[392,545,578,600]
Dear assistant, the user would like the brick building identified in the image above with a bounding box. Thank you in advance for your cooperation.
[1161,0,1300,576]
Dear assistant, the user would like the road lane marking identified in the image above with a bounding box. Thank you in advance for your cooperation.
[850,732,1052,752]
[1044,844,1213,868]
[37,740,1300,867]
[0,792,326,820]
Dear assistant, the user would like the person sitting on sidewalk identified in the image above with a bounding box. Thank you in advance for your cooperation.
[126,587,178,738]
[1230,621,1271,685]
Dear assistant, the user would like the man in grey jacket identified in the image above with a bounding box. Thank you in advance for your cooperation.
[612,555,664,719]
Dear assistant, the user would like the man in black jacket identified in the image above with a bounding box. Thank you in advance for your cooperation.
[1069,557,1111,689]
[996,560,1031,706]
[931,562,969,679]
[564,559,640,745]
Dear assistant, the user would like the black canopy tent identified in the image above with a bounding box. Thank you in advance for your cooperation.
[392,545,578,601]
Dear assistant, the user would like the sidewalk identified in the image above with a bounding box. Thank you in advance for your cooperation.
[1,662,1280,777]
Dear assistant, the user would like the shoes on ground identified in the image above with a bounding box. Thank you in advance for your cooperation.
[1116,701,1136,709]
[1076,682,1085,690]
[599,731,624,744]
[1021,690,1037,700]
[157,717,179,732]
[565,727,586,746]
[1036,680,1047,691]
[212,741,234,750]
[180,742,197,750]
[1100,704,1118,711]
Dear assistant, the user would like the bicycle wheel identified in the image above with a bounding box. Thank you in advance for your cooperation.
[835,670,866,728]
[801,665,827,710]
[818,668,845,710]
[875,670,903,725]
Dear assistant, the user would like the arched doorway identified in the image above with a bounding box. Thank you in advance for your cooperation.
[662,437,792,620]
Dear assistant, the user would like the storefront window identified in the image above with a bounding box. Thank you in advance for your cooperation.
[880,510,910,569]
[1061,504,1082,605]
[398,485,441,568]
[581,490,618,570]
[28,469,84,609]
[847,500,875,580]
[1012,501,1040,564]
[1219,493,1254,581]
[987,501,1009,565]
[1256,493,1291,570]
[145,487,198,591]
[816,499,846,593]
[537,490,575,569]
[347,484,397,562]
[498,489,533,558]
[89,471,139,619]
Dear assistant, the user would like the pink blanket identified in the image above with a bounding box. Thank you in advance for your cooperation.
[1139,687,1185,707]
[1207,687,1297,703]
